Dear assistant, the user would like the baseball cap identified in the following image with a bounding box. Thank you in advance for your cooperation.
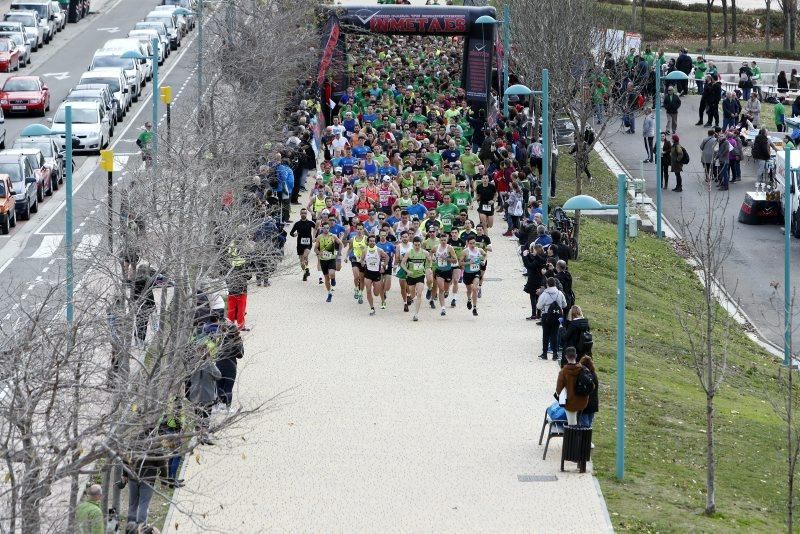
[382,176,391,182]
[334,167,343,173]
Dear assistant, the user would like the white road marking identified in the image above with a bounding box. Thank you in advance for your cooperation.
[0,257,12,276]
[75,234,101,259]
[42,72,70,80]
[28,234,63,259]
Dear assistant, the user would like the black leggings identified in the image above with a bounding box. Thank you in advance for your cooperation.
[644,137,655,161]
[529,291,538,317]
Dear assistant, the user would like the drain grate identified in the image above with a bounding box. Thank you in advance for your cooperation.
[517,475,558,482]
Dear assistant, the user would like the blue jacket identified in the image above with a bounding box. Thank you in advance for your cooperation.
[274,164,295,197]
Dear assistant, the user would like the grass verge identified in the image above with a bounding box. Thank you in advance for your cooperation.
[574,217,788,532]
[552,149,619,208]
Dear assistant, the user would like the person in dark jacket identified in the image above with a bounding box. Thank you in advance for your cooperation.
[675,49,693,95]
[120,432,169,525]
[722,92,741,130]
[660,132,672,189]
[561,305,591,360]
[225,242,252,331]
[752,128,778,183]
[663,86,681,134]
[697,76,714,125]
[555,347,590,425]
[778,70,789,93]
[554,260,574,310]
[216,323,244,409]
[704,78,722,127]
[132,264,156,348]
[670,134,685,192]
[522,243,547,320]
[579,355,599,428]
[738,62,754,100]
[791,95,800,118]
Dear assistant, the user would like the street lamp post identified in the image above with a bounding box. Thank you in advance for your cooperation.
[784,146,794,366]
[563,172,629,480]
[502,4,510,118]
[506,74,551,225]
[654,69,689,238]
[198,0,203,121]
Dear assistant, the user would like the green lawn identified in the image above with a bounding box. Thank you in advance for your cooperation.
[552,150,619,208]
[574,217,790,532]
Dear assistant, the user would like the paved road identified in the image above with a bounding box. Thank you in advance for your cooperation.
[0,0,204,325]
[602,96,800,348]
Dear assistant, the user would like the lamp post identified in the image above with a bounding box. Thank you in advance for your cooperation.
[784,146,794,366]
[563,172,629,480]
[502,5,510,117]
[197,0,203,121]
[654,69,689,238]
[475,15,500,118]
[507,74,551,225]
[123,43,160,176]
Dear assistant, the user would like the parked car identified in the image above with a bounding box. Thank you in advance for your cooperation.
[5,148,52,201]
[58,0,89,23]
[12,135,63,189]
[3,11,43,51]
[49,101,110,153]
[0,174,17,233]
[0,108,7,149]
[0,38,21,72]
[128,29,164,65]
[100,38,152,83]
[89,50,143,101]
[154,4,191,33]
[132,21,170,59]
[144,11,180,49]
[49,1,66,31]
[0,22,31,65]
[12,0,57,41]
[0,75,49,115]
[71,83,121,124]
[65,86,116,129]
[0,151,37,220]
[79,68,129,114]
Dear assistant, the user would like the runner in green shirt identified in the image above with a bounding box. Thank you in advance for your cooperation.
[450,182,472,211]
[436,196,460,232]
[460,147,481,177]
[401,236,431,321]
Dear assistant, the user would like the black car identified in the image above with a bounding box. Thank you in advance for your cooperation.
[0,152,37,220]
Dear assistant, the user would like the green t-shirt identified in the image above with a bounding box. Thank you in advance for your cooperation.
[75,501,104,534]
[137,130,153,149]
[405,249,428,277]
[437,203,460,232]
[693,60,707,80]
[450,190,472,211]
[775,102,785,125]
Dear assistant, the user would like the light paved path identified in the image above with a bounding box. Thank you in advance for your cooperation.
[167,205,610,532]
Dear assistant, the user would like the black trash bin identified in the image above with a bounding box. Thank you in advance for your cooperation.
[561,425,592,473]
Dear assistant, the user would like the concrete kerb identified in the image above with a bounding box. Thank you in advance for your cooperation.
[593,139,784,359]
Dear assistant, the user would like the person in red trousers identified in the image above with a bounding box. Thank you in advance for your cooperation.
[226,242,252,331]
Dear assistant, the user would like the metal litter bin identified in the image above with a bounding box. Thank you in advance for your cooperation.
[560,425,592,473]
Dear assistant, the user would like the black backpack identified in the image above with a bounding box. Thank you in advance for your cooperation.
[575,365,595,396]
[680,147,690,165]
[543,300,562,327]
[576,327,593,355]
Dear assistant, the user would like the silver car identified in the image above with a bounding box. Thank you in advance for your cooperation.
[12,135,64,187]
[3,11,43,51]
[50,1,66,31]
[0,31,31,66]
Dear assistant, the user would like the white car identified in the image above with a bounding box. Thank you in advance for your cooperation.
[79,68,131,114]
[145,11,180,49]
[154,5,192,33]
[89,51,143,100]
[101,38,152,83]
[0,31,30,66]
[50,2,66,31]
[128,29,165,65]
[132,22,170,59]
[2,12,41,51]
[49,101,111,154]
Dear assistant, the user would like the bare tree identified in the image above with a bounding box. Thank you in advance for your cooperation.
[732,0,738,43]
[706,0,715,50]
[722,0,730,47]
[640,0,647,38]
[676,181,735,516]
[767,0,773,50]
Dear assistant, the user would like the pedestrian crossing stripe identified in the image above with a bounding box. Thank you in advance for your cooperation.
[27,234,103,260]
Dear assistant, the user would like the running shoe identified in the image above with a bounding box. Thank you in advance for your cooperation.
[326,293,332,303]
[318,277,323,285]
[331,278,337,287]
[444,291,449,298]
[358,294,364,304]
[413,315,419,322]
[403,303,409,312]
[467,300,472,310]
[425,289,432,301]
[381,302,386,310]
[303,271,309,282]
[450,298,456,308]
[472,308,478,316]
[429,299,435,309]
[369,307,376,316]
[440,309,446,316]
[353,289,358,299]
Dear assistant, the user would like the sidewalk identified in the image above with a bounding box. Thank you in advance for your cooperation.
[165,203,611,532]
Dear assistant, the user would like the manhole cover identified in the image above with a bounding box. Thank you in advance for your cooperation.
[517,475,558,482]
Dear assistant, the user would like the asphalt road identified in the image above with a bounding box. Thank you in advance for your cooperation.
[0,0,204,326]
[602,96,800,349]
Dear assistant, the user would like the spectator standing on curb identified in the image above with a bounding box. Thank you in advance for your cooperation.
[522,243,547,320]
[536,277,567,361]
[745,92,761,127]
[722,92,741,131]
[697,76,712,126]
[561,305,591,363]
[121,436,168,527]
[555,347,590,425]
[778,71,789,93]
[189,344,222,445]
[75,484,104,534]
[775,97,787,132]
[663,86,681,134]
[716,130,731,190]
[727,131,742,184]
[578,356,599,428]
[622,82,636,134]
[752,128,778,183]
[660,132,672,189]
[215,323,244,411]
[225,241,252,331]
[700,129,717,182]
[704,77,722,127]
[693,56,707,94]
[642,107,655,163]
[675,48,693,95]
[669,134,685,192]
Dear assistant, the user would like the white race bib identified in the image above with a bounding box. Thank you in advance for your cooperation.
[300,237,311,245]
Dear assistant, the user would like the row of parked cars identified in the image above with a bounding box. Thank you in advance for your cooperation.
[0,0,196,235]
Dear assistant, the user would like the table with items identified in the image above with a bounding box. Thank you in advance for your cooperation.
[738,188,783,225]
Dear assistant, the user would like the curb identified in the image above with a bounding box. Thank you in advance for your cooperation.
[593,476,615,533]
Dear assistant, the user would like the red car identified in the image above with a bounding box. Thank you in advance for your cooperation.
[0,38,20,73]
[0,76,50,116]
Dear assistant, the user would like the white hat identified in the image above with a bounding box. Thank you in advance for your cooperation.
[334,166,343,172]
[382,176,391,182]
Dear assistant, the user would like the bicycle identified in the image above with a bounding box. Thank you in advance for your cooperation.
[552,207,579,260]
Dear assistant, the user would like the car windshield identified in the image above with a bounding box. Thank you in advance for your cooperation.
[83,77,119,93]
[8,35,24,47]
[145,15,172,27]
[14,140,51,156]
[0,181,6,196]
[0,41,11,52]
[135,23,165,36]
[92,56,133,69]
[0,24,22,32]
[0,163,22,182]
[23,154,40,169]
[3,78,37,91]
[4,14,34,27]
[54,107,98,124]
[12,5,47,18]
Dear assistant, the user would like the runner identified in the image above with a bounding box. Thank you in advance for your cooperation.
[376,229,396,309]
[433,232,458,316]
[447,227,465,307]
[358,234,389,316]
[475,224,493,298]
[460,235,486,316]
[422,226,440,307]
[289,208,316,281]
[400,236,431,322]
[314,221,343,303]
[394,231,413,310]
[475,174,497,229]
[344,222,368,303]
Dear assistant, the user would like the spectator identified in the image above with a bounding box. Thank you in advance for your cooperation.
[75,484,104,534]
[745,92,761,127]
[727,131,742,184]
[660,132,671,189]
[578,355,599,428]
[537,277,567,361]
[778,70,789,93]
[775,97,787,132]
[670,134,684,192]
[555,347,590,425]
[132,263,156,348]
[642,107,655,163]
[189,344,222,445]
[675,48,693,95]
[705,77,722,127]
[722,91,741,131]
[738,61,754,101]
[663,86,681,134]
[522,243,547,320]
[554,260,574,311]
[225,241,252,331]
[215,323,244,411]
[716,130,731,190]
[561,305,591,363]
[752,128,778,183]
[698,75,713,126]
[121,435,168,526]
[693,56,707,94]
[622,82,636,134]
[700,129,717,182]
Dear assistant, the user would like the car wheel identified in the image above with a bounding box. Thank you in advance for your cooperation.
[30,198,37,214]
[36,185,43,203]
[10,209,16,228]
[46,179,52,197]
[793,208,800,238]
[0,137,6,150]
[51,175,58,191]
[20,204,29,221]
[0,214,9,235]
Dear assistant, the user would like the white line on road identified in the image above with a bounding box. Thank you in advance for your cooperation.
[75,234,101,259]
[28,234,63,259]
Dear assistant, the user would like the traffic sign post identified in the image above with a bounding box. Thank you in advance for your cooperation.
[100,149,114,252]
[161,86,173,144]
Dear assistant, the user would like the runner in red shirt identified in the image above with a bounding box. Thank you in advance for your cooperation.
[422,179,443,211]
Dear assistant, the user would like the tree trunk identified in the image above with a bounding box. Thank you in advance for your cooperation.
[785,0,792,50]
[707,1,714,49]
[722,0,729,47]
[631,0,637,33]
[766,0,772,51]
[705,392,717,515]
[641,0,647,39]
[732,0,738,43]
[791,0,797,50]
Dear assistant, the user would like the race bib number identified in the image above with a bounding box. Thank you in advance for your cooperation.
[481,203,492,212]
[456,198,467,206]
[410,260,425,272]
[300,238,311,245]
[437,256,449,268]
[321,251,334,260]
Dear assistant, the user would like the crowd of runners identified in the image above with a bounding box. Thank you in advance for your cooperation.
[288,34,546,320]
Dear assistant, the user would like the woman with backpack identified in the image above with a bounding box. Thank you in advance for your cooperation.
[561,305,592,364]
[578,356,599,429]
[669,134,685,192]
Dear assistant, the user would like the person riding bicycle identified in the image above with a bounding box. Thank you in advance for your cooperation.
[137,122,154,164]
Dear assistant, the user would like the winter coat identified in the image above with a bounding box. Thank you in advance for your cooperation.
[642,113,655,138]
[708,82,723,107]
[562,317,590,353]
[675,52,693,74]
[536,286,567,314]
[752,133,772,161]
[722,97,741,119]
[584,369,599,414]
[716,137,731,162]
[670,144,685,172]
[700,135,716,165]
[663,94,681,114]
[522,252,547,293]
[189,360,222,405]
[661,139,672,166]
[556,363,590,412]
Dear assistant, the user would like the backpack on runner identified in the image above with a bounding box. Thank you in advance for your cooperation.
[575,365,595,396]
[543,299,562,327]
